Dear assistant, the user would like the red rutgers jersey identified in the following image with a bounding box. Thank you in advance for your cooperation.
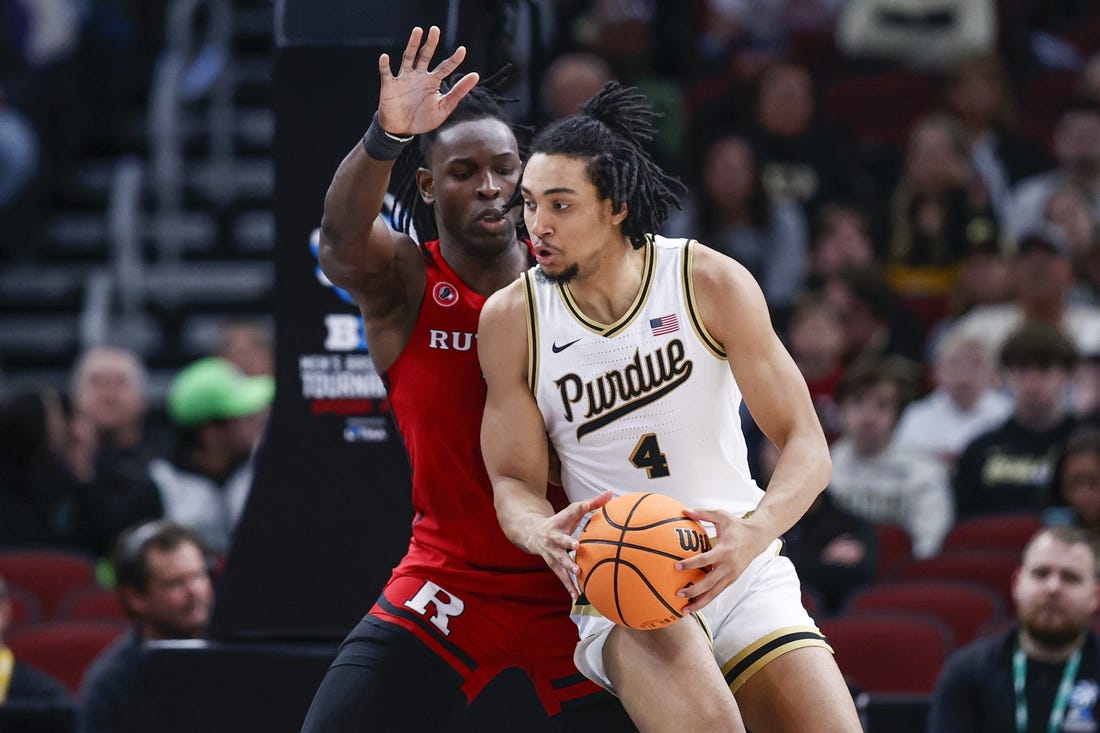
[384,240,562,600]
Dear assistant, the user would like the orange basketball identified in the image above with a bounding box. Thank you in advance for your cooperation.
[575,492,710,630]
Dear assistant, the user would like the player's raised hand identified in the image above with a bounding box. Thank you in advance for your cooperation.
[377,25,480,136]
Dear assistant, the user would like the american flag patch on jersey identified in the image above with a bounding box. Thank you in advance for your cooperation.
[650,314,679,336]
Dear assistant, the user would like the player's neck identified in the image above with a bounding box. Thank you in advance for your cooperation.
[566,236,645,324]
[439,236,528,297]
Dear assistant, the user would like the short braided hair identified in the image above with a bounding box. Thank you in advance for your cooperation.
[524,81,685,249]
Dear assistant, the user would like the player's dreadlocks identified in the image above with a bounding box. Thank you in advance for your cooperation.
[525,81,685,250]
[391,71,517,257]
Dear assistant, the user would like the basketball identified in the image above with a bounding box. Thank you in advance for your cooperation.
[575,492,710,630]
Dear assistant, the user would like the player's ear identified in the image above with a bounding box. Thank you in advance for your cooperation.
[416,167,435,205]
[610,201,628,227]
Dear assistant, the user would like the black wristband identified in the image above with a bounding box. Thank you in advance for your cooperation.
[362,112,414,161]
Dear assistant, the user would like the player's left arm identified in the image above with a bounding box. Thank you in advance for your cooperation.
[676,244,830,612]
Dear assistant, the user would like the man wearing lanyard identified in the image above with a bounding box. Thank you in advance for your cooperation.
[929,525,1100,733]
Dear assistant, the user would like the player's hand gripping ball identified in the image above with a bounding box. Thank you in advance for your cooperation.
[575,492,710,630]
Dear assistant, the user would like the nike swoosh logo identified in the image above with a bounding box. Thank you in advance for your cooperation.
[552,338,581,353]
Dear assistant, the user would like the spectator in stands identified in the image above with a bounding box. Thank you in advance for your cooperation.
[696,0,844,78]
[217,319,274,377]
[943,54,1052,224]
[539,52,614,122]
[79,520,213,733]
[887,114,997,299]
[664,129,808,314]
[940,226,1100,357]
[0,572,68,703]
[0,388,82,547]
[1044,184,1100,306]
[820,267,926,367]
[148,357,272,555]
[786,294,846,441]
[836,0,996,71]
[783,493,878,615]
[894,332,1013,468]
[1005,99,1100,244]
[70,347,164,555]
[944,239,1013,323]
[807,203,878,281]
[928,525,1100,732]
[1046,427,1100,538]
[746,62,876,221]
[954,323,1079,518]
[827,358,954,559]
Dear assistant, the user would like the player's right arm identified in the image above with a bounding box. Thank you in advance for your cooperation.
[478,281,611,597]
[317,26,479,366]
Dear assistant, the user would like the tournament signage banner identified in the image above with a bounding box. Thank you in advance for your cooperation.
[210,2,455,640]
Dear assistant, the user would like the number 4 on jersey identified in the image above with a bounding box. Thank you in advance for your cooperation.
[630,433,670,478]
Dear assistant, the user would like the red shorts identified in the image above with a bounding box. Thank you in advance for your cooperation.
[370,572,601,715]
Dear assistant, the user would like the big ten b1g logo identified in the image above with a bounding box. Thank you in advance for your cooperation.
[304,227,388,441]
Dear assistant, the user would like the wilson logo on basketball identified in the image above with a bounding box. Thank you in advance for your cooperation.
[675,528,710,553]
[433,282,459,307]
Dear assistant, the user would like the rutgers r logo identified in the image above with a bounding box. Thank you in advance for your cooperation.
[404,581,466,635]
[433,282,459,307]
[675,528,710,553]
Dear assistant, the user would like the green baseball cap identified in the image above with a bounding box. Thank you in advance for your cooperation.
[167,357,275,426]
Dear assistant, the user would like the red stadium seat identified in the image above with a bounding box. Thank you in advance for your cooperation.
[894,549,1020,610]
[0,550,99,618]
[845,581,1005,645]
[942,513,1043,554]
[7,621,128,695]
[4,583,43,629]
[57,587,128,623]
[820,612,952,694]
[874,523,913,580]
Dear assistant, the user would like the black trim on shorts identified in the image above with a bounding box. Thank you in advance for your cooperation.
[375,596,479,673]
[551,672,590,690]
[723,630,824,687]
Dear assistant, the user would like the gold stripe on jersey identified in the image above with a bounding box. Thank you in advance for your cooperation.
[523,271,539,392]
[721,625,832,693]
[682,240,727,359]
[557,236,656,337]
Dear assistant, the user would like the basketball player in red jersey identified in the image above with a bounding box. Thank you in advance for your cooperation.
[298,26,632,733]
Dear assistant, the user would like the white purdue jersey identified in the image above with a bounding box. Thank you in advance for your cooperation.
[525,235,764,516]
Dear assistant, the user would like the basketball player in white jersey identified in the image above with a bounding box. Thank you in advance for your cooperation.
[478,83,862,732]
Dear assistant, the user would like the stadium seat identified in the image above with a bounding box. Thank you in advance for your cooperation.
[894,549,1020,610]
[7,621,128,695]
[57,587,128,623]
[844,580,1005,645]
[942,513,1042,554]
[5,583,43,629]
[820,612,952,694]
[874,523,913,580]
[0,550,99,619]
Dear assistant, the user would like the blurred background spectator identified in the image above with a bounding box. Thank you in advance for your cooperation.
[79,520,213,733]
[148,357,272,555]
[826,357,953,559]
[954,323,1080,518]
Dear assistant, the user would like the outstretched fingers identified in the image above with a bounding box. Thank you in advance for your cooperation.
[415,25,441,70]
[398,26,424,73]
[438,69,479,117]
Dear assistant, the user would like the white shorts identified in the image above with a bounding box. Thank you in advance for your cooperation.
[570,539,830,694]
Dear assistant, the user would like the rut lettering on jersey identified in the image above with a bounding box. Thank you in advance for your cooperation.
[404,581,466,636]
